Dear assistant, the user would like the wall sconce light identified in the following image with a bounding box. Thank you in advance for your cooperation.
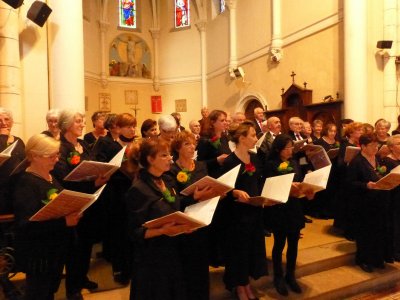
[27,1,52,27]
[230,67,245,79]
[1,0,23,9]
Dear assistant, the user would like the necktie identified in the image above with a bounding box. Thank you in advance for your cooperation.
[296,133,301,140]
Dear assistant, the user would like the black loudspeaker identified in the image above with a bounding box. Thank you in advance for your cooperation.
[27,1,52,27]
[2,0,24,9]
[377,40,393,49]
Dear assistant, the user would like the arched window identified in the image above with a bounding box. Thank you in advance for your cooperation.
[220,0,225,13]
[119,0,137,29]
[175,0,190,28]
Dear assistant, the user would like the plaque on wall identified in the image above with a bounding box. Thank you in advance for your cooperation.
[175,99,187,112]
[99,93,111,112]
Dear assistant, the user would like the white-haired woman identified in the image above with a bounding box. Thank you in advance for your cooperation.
[42,108,61,140]
[0,107,25,213]
[10,134,81,300]
[52,110,108,300]
[158,114,177,143]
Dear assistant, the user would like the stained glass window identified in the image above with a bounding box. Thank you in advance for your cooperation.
[119,0,136,29]
[175,0,190,28]
[220,0,225,13]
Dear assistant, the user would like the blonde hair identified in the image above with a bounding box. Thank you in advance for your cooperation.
[25,134,60,160]
[387,134,400,147]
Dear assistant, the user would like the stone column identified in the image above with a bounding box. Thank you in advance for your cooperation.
[0,3,22,135]
[343,0,368,121]
[47,0,85,112]
[196,21,208,108]
[382,0,398,124]
[149,28,160,92]
[226,0,238,73]
[270,0,283,62]
[99,20,110,88]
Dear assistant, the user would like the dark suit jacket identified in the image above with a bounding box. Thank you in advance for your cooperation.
[253,119,264,137]
[287,130,306,141]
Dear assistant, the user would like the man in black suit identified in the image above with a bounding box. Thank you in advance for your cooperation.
[288,116,306,141]
[287,116,313,224]
[253,107,267,137]
[258,116,282,161]
[171,112,185,132]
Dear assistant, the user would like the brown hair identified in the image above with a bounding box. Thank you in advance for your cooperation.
[228,120,255,144]
[321,123,337,137]
[344,122,363,137]
[130,138,170,169]
[91,111,107,127]
[141,119,157,138]
[202,109,227,136]
[171,130,196,153]
[116,113,136,128]
[359,133,377,146]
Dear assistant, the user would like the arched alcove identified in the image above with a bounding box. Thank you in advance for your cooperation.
[237,91,268,120]
[109,33,151,78]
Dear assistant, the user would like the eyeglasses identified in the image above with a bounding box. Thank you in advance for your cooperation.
[42,153,60,159]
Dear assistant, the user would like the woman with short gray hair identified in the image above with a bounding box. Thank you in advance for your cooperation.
[52,109,108,300]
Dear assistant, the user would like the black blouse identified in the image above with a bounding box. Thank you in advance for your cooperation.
[264,158,305,232]
[11,172,71,273]
[197,135,231,178]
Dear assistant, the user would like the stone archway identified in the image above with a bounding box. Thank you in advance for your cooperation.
[236,91,268,120]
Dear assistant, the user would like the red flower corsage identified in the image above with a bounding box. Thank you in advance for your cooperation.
[243,162,256,176]
[67,151,81,166]
[209,136,221,149]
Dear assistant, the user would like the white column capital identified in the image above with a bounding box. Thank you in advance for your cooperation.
[226,0,237,10]
[195,21,207,32]
[98,20,110,33]
[149,28,160,39]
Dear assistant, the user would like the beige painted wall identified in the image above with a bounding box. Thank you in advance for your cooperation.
[19,0,51,139]
[207,1,342,121]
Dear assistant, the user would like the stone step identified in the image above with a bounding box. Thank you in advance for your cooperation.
[253,263,400,300]
[295,240,356,277]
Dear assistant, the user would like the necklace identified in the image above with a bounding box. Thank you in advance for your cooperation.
[26,168,53,183]
[176,159,195,171]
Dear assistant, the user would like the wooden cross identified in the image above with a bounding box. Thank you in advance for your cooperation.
[290,71,296,83]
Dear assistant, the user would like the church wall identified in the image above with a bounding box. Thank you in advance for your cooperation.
[206,1,342,124]
[236,0,270,59]
[83,0,203,130]
[83,1,101,76]
[19,0,51,139]
[206,7,229,72]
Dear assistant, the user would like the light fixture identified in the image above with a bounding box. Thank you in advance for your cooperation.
[230,67,245,79]
[376,40,393,49]
[1,0,23,9]
[27,1,52,27]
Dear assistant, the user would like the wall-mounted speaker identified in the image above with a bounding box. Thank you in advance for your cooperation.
[2,0,24,9]
[376,40,393,49]
[27,1,52,27]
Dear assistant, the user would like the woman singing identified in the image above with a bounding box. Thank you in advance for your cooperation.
[126,139,192,300]
[11,134,81,300]
[220,121,268,300]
